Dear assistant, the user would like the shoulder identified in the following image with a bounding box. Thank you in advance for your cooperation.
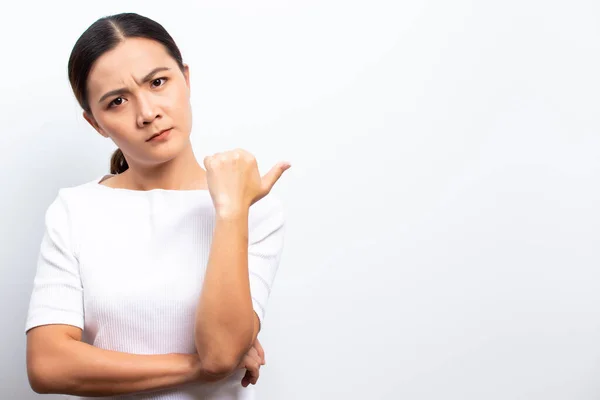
[54,176,104,203]
[44,176,103,225]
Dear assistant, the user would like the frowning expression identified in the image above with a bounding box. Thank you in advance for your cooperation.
[84,37,193,168]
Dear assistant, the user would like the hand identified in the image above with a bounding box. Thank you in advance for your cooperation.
[188,339,266,385]
[237,338,266,387]
[203,149,290,217]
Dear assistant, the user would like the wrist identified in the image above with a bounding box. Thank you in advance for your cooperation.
[215,206,249,220]
[185,353,204,383]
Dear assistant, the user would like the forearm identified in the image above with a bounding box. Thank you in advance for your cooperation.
[195,210,255,373]
[28,338,218,396]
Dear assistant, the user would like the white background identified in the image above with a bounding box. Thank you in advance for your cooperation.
[1,0,599,399]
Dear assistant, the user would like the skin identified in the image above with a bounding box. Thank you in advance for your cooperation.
[83,37,202,190]
[26,36,290,395]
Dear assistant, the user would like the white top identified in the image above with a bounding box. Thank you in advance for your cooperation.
[25,175,286,399]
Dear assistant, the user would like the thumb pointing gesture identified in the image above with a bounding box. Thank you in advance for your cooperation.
[259,162,291,199]
[203,148,290,214]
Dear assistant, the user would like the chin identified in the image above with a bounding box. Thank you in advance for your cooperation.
[153,136,189,160]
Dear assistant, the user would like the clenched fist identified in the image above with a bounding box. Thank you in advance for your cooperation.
[203,149,290,217]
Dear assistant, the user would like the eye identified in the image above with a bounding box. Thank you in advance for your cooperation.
[151,77,168,88]
[108,97,126,109]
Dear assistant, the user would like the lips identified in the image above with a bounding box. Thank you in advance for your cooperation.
[147,128,172,142]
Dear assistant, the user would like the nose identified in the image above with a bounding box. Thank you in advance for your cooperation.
[136,94,161,128]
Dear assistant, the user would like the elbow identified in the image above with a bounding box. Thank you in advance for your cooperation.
[26,328,80,395]
[194,324,255,379]
[27,365,55,394]
[27,356,69,394]
[199,355,239,380]
[30,381,51,395]
[28,375,45,394]
[28,365,80,395]
[198,338,253,379]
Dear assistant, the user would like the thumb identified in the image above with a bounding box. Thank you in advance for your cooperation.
[261,162,291,193]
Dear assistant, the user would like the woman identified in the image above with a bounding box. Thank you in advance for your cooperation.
[24,12,290,399]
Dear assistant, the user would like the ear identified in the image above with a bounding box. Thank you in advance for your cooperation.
[83,111,108,138]
[182,64,190,91]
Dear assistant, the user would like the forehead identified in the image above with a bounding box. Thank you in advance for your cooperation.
[87,37,174,95]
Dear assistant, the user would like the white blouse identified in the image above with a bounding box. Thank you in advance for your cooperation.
[25,175,286,399]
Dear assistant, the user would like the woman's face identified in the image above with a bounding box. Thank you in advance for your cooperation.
[84,37,192,169]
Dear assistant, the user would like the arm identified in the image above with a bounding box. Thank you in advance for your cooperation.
[194,150,289,377]
[25,194,215,396]
[26,324,224,396]
[194,210,257,376]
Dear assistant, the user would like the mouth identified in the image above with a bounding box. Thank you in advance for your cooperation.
[147,128,173,142]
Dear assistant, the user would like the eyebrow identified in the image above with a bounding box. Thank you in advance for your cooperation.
[98,66,171,104]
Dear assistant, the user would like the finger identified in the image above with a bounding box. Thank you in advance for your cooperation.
[245,359,260,385]
[242,369,257,387]
[247,346,262,366]
[254,339,265,365]
[249,366,260,385]
[260,162,291,193]
[241,369,252,387]
[242,369,258,387]
[244,355,260,373]
[235,148,252,161]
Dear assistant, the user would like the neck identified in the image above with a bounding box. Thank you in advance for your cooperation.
[121,143,207,191]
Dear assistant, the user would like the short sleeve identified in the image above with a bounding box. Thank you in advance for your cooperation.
[248,195,286,328]
[25,192,84,334]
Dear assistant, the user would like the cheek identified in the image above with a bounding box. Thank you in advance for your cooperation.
[170,90,192,124]
[97,115,136,147]
[172,88,189,109]
[104,118,130,139]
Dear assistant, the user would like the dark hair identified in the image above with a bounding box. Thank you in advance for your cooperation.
[67,13,185,174]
